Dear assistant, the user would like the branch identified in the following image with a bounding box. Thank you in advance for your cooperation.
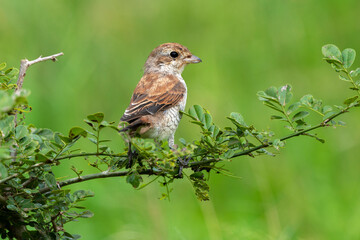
[4,101,355,191]
[0,152,125,184]
[15,52,64,92]
[190,106,352,167]
[11,53,64,162]
[39,169,155,194]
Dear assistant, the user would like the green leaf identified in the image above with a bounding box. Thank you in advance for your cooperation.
[44,173,57,189]
[0,90,14,113]
[264,86,278,98]
[278,85,292,106]
[322,105,333,114]
[350,68,360,78]
[126,172,143,188]
[287,102,300,115]
[87,112,104,123]
[69,127,87,139]
[344,96,358,106]
[99,120,111,128]
[79,210,94,218]
[0,162,8,179]
[6,204,18,212]
[322,44,342,62]
[322,111,336,121]
[228,112,247,128]
[292,111,309,121]
[35,153,49,162]
[257,89,278,102]
[263,102,283,113]
[272,139,285,150]
[342,48,356,69]
[15,125,28,140]
[270,115,286,120]
[339,75,350,82]
[35,129,54,140]
[0,115,15,138]
[0,62,6,70]
[194,105,204,121]
[300,94,314,107]
[203,113,212,129]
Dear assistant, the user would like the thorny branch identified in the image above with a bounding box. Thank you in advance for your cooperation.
[15,53,64,92]
[11,53,64,161]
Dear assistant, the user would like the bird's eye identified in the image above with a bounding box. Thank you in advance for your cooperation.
[170,51,179,58]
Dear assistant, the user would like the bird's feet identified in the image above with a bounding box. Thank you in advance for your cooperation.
[126,142,140,168]
[175,156,191,178]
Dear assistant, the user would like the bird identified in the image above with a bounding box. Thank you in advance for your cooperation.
[119,43,201,158]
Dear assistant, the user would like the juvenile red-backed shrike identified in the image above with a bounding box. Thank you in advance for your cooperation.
[119,43,201,151]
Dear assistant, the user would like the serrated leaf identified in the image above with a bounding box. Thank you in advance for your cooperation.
[342,48,356,69]
[322,44,342,62]
[292,111,309,121]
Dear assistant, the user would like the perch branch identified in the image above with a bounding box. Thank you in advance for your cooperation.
[39,106,352,192]
[39,169,155,194]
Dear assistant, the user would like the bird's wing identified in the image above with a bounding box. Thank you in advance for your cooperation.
[120,73,186,123]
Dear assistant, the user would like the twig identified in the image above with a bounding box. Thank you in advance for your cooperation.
[11,53,64,162]
[0,152,124,184]
[39,169,155,194]
[15,53,64,92]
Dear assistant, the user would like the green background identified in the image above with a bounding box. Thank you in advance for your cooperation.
[1,0,360,239]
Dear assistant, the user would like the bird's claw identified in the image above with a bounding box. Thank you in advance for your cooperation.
[175,156,191,178]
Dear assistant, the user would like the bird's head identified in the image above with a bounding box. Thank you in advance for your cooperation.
[144,43,201,75]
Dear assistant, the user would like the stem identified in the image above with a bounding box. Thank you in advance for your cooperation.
[302,106,324,117]
[280,104,296,131]
[11,53,64,162]
[342,66,360,96]
[191,106,351,167]
[39,169,155,194]
[0,152,125,184]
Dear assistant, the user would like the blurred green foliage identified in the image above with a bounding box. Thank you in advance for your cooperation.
[1,0,360,239]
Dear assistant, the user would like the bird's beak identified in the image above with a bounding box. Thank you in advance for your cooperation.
[184,55,202,64]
